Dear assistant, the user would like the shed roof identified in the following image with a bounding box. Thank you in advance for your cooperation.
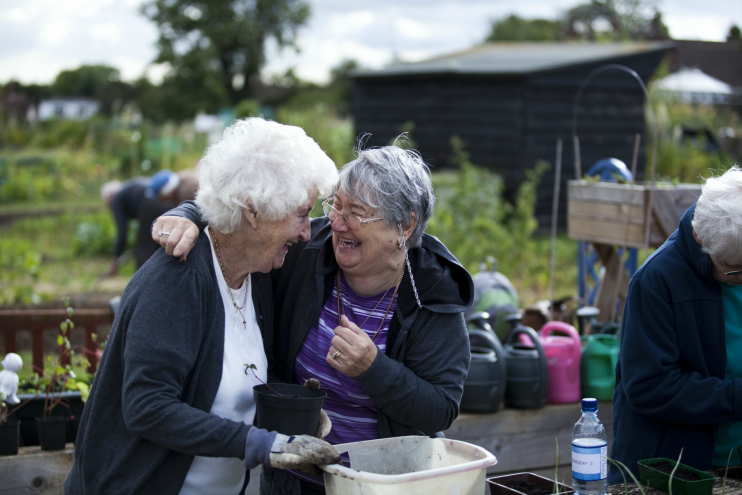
[352,41,674,78]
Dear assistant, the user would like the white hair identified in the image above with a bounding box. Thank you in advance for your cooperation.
[196,118,338,234]
[692,165,742,264]
[100,180,122,203]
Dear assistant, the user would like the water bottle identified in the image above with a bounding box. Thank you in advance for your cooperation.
[572,398,607,495]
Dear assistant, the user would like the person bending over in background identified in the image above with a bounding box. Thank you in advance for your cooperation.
[610,166,742,483]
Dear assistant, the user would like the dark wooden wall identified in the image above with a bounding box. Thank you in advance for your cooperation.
[351,49,668,231]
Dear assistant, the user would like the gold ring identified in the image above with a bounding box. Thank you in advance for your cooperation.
[332,351,342,360]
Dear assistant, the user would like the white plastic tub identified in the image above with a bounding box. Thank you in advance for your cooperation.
[321,436,497,495]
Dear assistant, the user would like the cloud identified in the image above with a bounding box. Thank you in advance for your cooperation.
[1,0,740,85]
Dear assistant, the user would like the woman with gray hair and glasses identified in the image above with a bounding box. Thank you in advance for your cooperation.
[154,144,473,495]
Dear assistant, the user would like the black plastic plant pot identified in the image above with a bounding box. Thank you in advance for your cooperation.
[637,458,715,495]
[253,384,326,436]
[35,417,69,451]
[488,472,576,495]
[0,420,20,456]
[14,392,84,446]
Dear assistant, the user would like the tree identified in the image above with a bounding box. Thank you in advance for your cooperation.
[53,65,132,114]
[486,15,563,42]
[728,24,742,41]
[563,0,670,41]
[141,0,310,105]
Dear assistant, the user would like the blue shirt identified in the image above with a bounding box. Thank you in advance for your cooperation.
[714,283,742,467]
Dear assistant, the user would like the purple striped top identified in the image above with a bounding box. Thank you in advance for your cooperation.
[291,270,398,485]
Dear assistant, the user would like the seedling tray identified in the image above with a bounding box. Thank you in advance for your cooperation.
[637,458,715,495]
[487,472,575,495]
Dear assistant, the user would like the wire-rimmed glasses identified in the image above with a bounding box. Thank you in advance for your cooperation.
[322,197,383,230]
[718,258,742,276]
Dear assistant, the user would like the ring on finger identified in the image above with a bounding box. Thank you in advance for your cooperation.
[332,350,342,360]
[158,230,171,236]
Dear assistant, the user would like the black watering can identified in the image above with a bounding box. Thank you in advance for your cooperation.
[502,314,549,409]
[462,313,507,413]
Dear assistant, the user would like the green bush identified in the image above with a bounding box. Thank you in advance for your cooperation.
[72,212,117,256]
[0,239,42,305]
[274,106,355,167]
[235,99,262,119]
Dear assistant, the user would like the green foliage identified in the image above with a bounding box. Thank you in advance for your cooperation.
[564,0,669,41]
[485,0,669,43]
[141,0,310,105]
[486,15,563,42]
[728,24,741,41]
[72,212,117,256]
[53,65,131,114]
[235,99,262,119]
[0,239,42,305]
[274,106,355,167]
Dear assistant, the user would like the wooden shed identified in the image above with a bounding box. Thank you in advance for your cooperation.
[351,42,674,230]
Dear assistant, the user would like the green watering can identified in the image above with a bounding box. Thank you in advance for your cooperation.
[580,334,620,401]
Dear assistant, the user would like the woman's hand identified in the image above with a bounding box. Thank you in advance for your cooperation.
[327,315,378,378]
[151,216,200,261]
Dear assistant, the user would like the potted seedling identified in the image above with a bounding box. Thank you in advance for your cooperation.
[30,299,90,450]
[637,453,715,495]
[488,439,575,495]
[247,364,326,436]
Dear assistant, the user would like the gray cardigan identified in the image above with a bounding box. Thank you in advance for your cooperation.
[166,202,474,438]
[65,232,274,494]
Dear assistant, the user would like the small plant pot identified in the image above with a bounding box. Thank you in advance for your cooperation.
[253,384,326,436]
[16,392,84,446]
[35,417,69,451]
[0,420,20,456]
[488,472,575,495]
[637,458,715,495]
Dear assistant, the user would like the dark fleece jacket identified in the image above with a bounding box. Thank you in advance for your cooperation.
[168,202,474,438]
[65,232,273,494]
[609,204,742,484]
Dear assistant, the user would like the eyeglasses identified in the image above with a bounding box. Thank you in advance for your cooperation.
[322,197,383,230]
[718,258,742,276]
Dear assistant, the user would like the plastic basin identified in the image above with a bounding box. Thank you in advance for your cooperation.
[637,458,715,495]
[321,436,497,495]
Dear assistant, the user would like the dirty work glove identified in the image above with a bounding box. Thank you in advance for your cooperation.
[269,433,341,476]
[303,378,332,439]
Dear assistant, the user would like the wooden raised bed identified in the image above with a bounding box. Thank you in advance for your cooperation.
[567,180,702,249]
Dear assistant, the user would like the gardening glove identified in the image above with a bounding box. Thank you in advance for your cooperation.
[303,378,332,439]
[269,433,341,476]
[243,427,341,476]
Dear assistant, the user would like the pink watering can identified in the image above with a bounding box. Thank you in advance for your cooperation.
[539,321,581,404]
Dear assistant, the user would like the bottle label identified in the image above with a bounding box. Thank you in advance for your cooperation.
[572,442,607,481]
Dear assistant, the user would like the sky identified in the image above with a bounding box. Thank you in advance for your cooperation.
[1,0,741,86]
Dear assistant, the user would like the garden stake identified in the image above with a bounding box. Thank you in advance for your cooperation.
[554,437,559,495]
[549,139,563,303]
[668,448,684,495]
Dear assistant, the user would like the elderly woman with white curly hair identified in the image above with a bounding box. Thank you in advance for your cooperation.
[154,144,474,495]
[609,165,742,484]
[66,118,342,495]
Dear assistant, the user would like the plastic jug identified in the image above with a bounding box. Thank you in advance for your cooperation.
[581,334,620,401]
[503,316,548,409]
[539,321,581,404]
[462,328,507,413]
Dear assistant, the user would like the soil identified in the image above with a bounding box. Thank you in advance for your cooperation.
[504,480,552,495]
[649,460,702,481]
[715,466,742,480]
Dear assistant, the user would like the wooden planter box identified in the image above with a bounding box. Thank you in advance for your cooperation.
[567,180,701,248]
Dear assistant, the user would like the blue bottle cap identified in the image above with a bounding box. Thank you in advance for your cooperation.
[582,398,598,412]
